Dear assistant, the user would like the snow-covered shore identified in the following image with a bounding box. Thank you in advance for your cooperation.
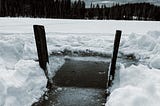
[0,18,160,106]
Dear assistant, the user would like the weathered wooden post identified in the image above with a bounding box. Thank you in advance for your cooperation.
[107,30,122,87]
[33,25,49,71]
[33,25,49,80]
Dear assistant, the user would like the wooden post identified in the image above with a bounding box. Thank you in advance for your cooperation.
[33,25,49,77]
[108,30,122,87]
[0,0,1,15]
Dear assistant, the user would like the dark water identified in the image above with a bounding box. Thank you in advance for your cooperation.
[33,58,109,106]
[53,59,109,88]
[36,87,106,106]
[32,56,138,106]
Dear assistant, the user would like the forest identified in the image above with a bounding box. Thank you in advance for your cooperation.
[0,0,160,20]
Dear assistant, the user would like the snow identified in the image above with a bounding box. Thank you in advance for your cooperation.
[106,65,160,106]
[0,18,160,34]
[107,31,160,106]
[150,56,160,69]
[0,17,160,106]
[0,60,47,106]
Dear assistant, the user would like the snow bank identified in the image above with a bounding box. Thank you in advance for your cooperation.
[150,56,160,69]
[120,31,160,69]
[0,33,67,105]
[0,33,47,105]
[106,64,160,106]
[0,60,47,106]
[107,31,160,106]
[0,35,24,68]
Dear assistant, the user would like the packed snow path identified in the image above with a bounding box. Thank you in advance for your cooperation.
[33,57,109,106]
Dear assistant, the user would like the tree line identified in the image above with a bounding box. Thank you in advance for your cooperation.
[0,0,160,20]
[0,0,85,19]
[86,3,160,20]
